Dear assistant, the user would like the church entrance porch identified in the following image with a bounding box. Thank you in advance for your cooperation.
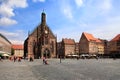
[43,48,50,58]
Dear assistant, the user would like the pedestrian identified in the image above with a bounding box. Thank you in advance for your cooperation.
[42,57,45,64]
[77,56,79,60]
[14,56,16,62]
[0,56,2,62]
[30,56,33,62]
[18,57,21,62]
[44,58,48,65]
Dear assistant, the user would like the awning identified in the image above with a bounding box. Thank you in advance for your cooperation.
[0,51,11,56]
[0,51,6,54]
[0,51,11,54]
[2,54,9,56]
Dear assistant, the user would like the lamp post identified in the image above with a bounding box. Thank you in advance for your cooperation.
[60,55,61,63]
[60,46,63,63]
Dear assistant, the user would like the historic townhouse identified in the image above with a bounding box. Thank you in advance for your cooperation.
[75,42,79,54]
[102,40,109,54]
[57,42,62,58]
[12,45,24,58]
[24,12,57,59]
[79,32,104,55]
[61,38,75,57]
[0,33,11,54]
[96,39,104,55]
[109,34,120,58]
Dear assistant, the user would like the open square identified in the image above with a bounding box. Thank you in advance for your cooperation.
[0,59,120,80]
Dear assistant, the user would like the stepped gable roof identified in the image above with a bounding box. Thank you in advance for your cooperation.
[83,32,101,42]
[110,34,120,42]
[12,45,24,50]
[63,38,75,45]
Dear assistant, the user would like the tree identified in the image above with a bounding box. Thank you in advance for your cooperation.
[11,48,14,55]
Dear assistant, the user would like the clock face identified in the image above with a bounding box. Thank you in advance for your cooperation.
[45,30,48,34]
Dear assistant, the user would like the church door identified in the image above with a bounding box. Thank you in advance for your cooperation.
[43,48,50,58]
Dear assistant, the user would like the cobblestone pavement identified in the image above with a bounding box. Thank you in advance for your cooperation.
[0,59,120,80]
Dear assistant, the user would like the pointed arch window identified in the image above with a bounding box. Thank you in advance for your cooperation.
[45,35,48,44]
[51,41,54,52]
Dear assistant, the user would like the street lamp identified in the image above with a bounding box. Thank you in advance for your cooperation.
[60,54,61,63]
[60,46,63,63]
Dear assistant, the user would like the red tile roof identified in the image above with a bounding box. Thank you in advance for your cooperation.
[12,45,24,50]
[63,38,75,45]
[95,38,101,43]
[83,32,101,42]
[111,34,120,42]
[83,32,96,41]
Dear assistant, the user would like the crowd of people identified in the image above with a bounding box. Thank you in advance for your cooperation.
[0,56,49,65]
[9,56,22,62]
[9,56,34,62]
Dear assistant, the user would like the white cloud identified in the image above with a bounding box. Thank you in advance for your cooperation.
[57,0,118,42]
[99,0,112,14]
[10,40,24,44]
[33,0,45,3]
[75,0,84,8]
[63,6,73,20]
[101,0,112,10]
[8,0,28,8]
[87,16,120,41]
[55,14,120,42]
[60,1,73,20]
[75,0,113,23]
[0,0,28,26]
[0,30,26,44]
[0,17,17,26]
[0,30,20,38]
[0,4,14,17]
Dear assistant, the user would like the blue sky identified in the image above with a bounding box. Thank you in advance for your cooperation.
[0,0,120,44]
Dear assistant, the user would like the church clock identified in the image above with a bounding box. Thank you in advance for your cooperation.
[45,30,48,34]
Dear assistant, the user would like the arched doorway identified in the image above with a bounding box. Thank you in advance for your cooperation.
[43,48,50,58]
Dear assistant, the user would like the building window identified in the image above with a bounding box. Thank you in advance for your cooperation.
[117,40,120,46]
[45,36,48,44]
[51,41,54,52]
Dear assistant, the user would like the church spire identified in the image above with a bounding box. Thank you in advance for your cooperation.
[41,10,46,26]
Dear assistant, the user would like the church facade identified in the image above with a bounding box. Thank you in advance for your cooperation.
[24,12,57,59]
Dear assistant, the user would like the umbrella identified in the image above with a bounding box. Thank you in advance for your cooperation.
[0,51,11,55]
[2,54,9,56]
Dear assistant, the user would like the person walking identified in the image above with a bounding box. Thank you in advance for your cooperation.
[44,58,48,65]
[30,56,33,62]
[18,57,21,62]
[42,57,45,64]
[13,56,16,62]
[0,56,2,62]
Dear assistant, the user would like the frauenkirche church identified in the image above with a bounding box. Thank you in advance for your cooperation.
[24,12,57,59]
